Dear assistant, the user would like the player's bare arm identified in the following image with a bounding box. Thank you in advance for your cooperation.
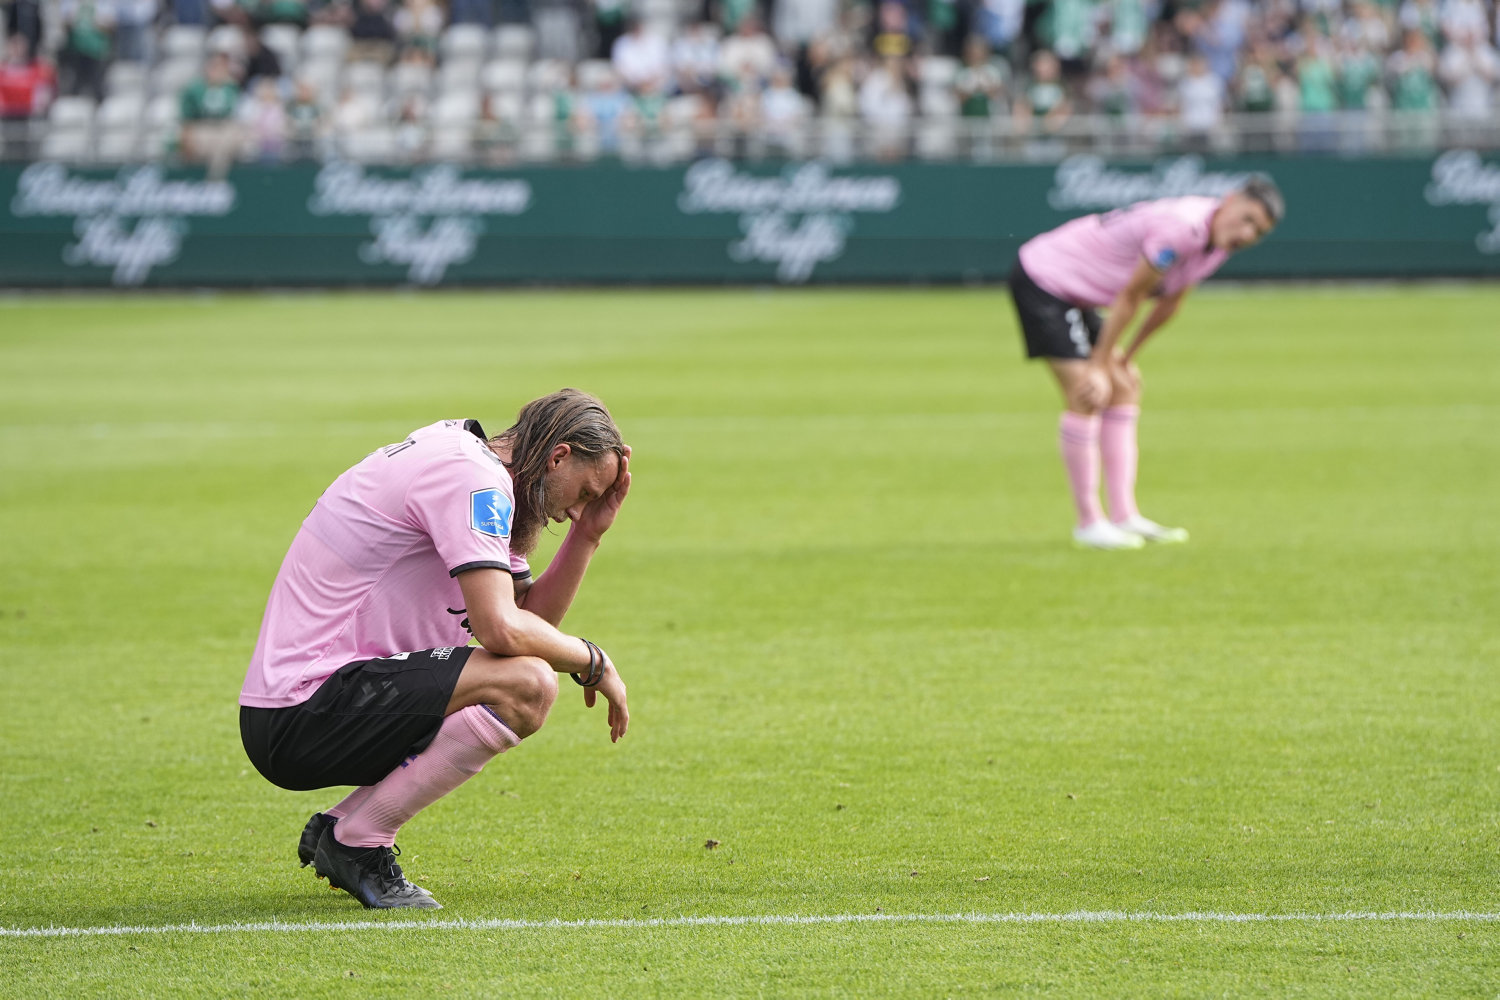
[517,445,632,625]
[1123,290,1186,365]
[1090,258,1164,369]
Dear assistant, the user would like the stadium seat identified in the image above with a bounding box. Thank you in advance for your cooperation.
[432,90,480,126]
[146,94,181,128]
[492,24,535,61]
[915,119,958,160]
[526,58,568,94]
[298,58,341,100]
[40,129,91,161]
[437,59,483,93]
[917,56,958,90]
[104,62,148,97]
[391,60,433,97]
[96,129,141,162]
[518,126,554,162]
[343,60,387,98]
[576,60,614,92]
[261,24,302,71]
[490,90,524,120]
[480,59,526,95]
[161,25,207,62]
[430,126,473,159]
[919,87,958,118]
[208,24,248,59]
[151,58,201,96]
[302,25,350,63]
[97,93,146,129]
[48,96,96,129]
[440,24,489,63]
[341,126,398,162]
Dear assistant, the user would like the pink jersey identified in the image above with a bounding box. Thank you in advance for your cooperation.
[240,419,530,709]
[1018,196,1229,308]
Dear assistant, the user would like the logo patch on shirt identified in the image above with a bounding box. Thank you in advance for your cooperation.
[470,488,512,539]
[1152,247,1178,270]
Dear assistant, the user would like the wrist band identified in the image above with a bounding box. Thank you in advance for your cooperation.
[570,638,605,688]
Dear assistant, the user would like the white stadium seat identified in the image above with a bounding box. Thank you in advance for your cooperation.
[261,24,302,70]
[576,60,614,92]
[48,96,96,128]
[40,129,91,161]
[437,59,482,93]
[151,58,200,96]
[391,60,433,96]
[96,129,141,162]
[440,24,489,63]
[208,24,248,59]
[432,90,480,126]
[97,93,146,129]
[146,94,181,127]
[343,60,387,96]
[918,56,959,90]
[480,59,526,94]
[492,24,535,61]
[302,25,350,62]
[161,25,206,61]
[430,126,473,159]
[105,61,148,97]
[526,58,568,94]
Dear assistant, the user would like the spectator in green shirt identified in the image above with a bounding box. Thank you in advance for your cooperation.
[181,52,243,178]
[59,0,113,101]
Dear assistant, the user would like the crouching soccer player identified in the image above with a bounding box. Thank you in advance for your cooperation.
[239,389,631,909]
[1009,175,1284,549]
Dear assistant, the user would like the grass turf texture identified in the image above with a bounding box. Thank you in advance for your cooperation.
[0,286,1496,997]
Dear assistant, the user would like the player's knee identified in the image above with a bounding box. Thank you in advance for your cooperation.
[509,655,558,733]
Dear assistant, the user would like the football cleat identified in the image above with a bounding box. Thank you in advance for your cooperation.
[312,827,441,909]
[298,812,334,868]
[1113,515,1189,544]
[1073,520,1146,550]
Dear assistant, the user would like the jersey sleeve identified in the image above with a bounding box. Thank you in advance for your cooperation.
[405,453,518,578]
[1140,216,1200,274]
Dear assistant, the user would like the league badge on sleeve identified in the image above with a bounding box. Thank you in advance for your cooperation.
[470,488,513,539]
[1152,247,1178,270]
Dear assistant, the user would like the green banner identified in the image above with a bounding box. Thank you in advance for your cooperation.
[2,153,1498,287]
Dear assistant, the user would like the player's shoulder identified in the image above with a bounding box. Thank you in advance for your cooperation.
[403,420,511,480]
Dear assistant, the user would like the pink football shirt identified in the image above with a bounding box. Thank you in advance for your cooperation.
[240,419,531,709]
[1018,196,1229,308]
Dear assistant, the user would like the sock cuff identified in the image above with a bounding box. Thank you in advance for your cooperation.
[1060,411,1101,427]
[1060,411,1101,440]
[1102,405,1140,421]
[454,704,521,754]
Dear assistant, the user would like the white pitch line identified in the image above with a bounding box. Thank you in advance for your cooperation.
[3,910,1498,940]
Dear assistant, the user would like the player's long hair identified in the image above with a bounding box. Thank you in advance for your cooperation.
[495,388,625,553]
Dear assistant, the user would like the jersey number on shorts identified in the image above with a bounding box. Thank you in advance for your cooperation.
[1065,308,1091,357]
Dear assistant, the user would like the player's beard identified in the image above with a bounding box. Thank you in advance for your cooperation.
[508,472,560,557]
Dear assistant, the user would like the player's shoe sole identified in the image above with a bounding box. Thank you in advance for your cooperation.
[1073,521,1145,550]
[1113,515,1189,544]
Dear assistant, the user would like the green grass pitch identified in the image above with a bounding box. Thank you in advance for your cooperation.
[0,285,1496,997]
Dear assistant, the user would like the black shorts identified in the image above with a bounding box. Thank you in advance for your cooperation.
[1008,260,1102,360]
[240,645,475,791]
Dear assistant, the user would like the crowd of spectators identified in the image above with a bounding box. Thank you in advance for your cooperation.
[2,0,1497,164]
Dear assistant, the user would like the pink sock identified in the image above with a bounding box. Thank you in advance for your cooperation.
[1059,411,1104,528]
[1100,405,1141,523]
[335,706,520,848]
[323,785,373,821]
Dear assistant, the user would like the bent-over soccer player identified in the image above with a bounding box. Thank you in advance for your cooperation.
[1009,175,1284,549]
[239,389,631,909]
